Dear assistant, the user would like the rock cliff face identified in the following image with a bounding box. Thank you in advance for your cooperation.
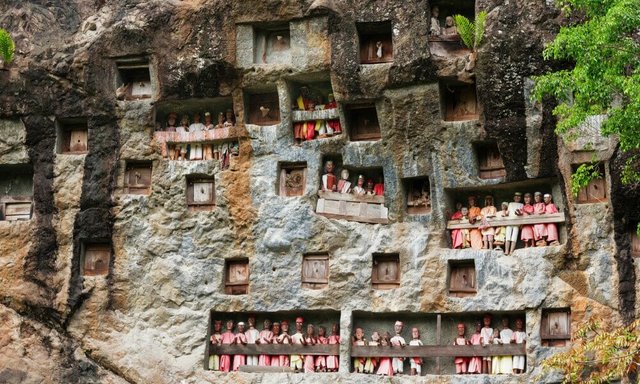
[0,1,635,383]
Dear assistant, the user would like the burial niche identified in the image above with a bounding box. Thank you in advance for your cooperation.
[541,308,571,347]
[278,162,307,197]
[475,141,506,179]
[404,177,431,214]
[448,260,476,297]
[115,57,153,100]
[56,117,88,154]
[290,77,342,143]
[439,79,479,122]
[245,87,280,126]
[253,23,291,65]
[225,258,249,295]
[357,21,393,64]
[630,223,640,258]
[371,253,400,289]
[573,163,607,204]
[315,156,389,224]
[186,175,215,211]
[0,164,33,221]
[82,243,111,276]
[347,104,381,141]
[124,161,152,195]
[301,253,329,289]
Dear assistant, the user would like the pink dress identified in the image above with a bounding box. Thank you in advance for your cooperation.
[533,202,547,240]
[327,335,340,370]
[376,356,394,376]
[520,204,535,241]
[467,333,482,373]
[304,337,316,373]
[451,211,464,249]
[315,336,328,370]
[545,203,559,241]
[257,330,273,366]
[219,331,235,372]
[454,337,468,374]
[276,334,290,367]
[232,333,247,371]
[270,333,282,367]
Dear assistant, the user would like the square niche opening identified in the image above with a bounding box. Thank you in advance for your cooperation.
[430,0,475,36]
[357,21,393,64]
[439,79,479,122]
[475,141,506,179]
[404,177,431,214]
[115,57,153,100]
[245,87,280,126]
[224,258,249,295]
[371,253,400,289]
[82,243,111,276]
[124,161,152,195]
[347,104,381,141]
[541,308,571,347]
[630,223,639,258]
[56,117,88,154]
[301,253,329,289]
[253,23,291,65]
[186,175,215,211]
[278,162,307,197]
[448,260,476,297]
[573,163,607,204]
[0,164,33,221]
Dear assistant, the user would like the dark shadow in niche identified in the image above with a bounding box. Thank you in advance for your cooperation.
[439,79,479,122]
[346,104,381,142]
[403,177,432,215]
[114,56,153,100]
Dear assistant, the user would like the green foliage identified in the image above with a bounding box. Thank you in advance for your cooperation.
[540,318,640,383]
[453,11,487,51]
[0,28,15,65]
[532,0,640,158]
[571,163,602,197]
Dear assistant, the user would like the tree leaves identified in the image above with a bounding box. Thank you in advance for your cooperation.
[453,11,487,51]
[0,28,15,65]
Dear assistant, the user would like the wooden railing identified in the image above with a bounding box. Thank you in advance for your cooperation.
[351,344,525,358]
[208,344,340,356]
[446,212,565,230]
[291,108,340,123]
[153,128,244,158]
[316,191,388,224]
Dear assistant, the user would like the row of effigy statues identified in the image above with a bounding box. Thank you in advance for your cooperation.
[448,192,560,254]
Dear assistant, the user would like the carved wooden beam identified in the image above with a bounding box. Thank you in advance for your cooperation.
[209,344,340,356]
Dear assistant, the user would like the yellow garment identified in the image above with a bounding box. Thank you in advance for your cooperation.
[297,95,305,110]
[209,354,220,370]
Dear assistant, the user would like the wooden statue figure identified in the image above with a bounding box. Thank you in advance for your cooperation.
[490,328,502,374]
[321,161,338,192]
[208,320,223,370]
[270,321,283,367]
[443,16,457,35]
[511,318,526,374]
[467,322,482,373]
[460,207,471,248]
[290,317,305,372]
[520,193,535,247]
[430,6,441,36]
[232,321,248,371]
[175,115,189,160]
[409,327,423,376]
[479,195,497,250]
[353,175,366,195]
[214,112,225,129]
[315,326,328,372]
[364,331,380,374]
[224,109,235,128]
[497,318,513,374]
[450,202,464,249]
[166,112,177,132]
[544,194,560,246]
[325,94,342,134]
[376,332,394,376]
[373,178,384,196]
[480,314,493,374]
[277,320,292,367]
[219,319,235,372]
[256,318,273,366]
[327,323,340,372]
[189,113,205,160]
[337,169,352,194]
[203,112,214,159]
[533,192,548,246]
[390,321,406,374]
[245,316,260,366]
[493,202,509,251]
[453,323,469,374]
[365,179,375,195]
[352,327,367,373]
[304,324,317,373]
[468,196,483,249]
[505,192,524,255]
